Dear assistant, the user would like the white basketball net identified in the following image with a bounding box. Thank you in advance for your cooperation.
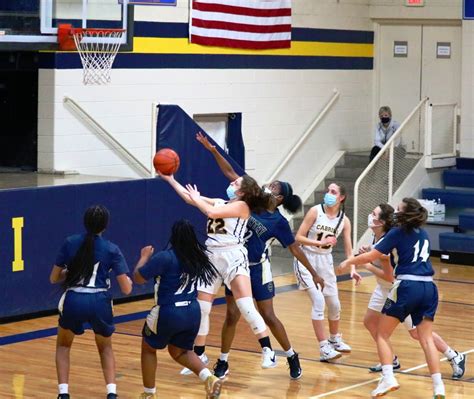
[72,29,124,85]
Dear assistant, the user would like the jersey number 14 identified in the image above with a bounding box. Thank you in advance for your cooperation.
[412,239,429,263]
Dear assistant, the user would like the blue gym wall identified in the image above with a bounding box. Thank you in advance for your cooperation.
[0,105,244,320]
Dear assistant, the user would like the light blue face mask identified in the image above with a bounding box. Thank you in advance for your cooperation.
[226,184,237,200]
[324,193,337,207]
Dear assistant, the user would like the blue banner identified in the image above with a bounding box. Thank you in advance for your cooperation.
[119,0,177,5]
[464,0,474,19]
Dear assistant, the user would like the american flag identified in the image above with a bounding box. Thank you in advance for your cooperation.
[189,0,292,50]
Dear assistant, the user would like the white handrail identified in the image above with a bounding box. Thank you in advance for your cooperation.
[266,89,340,182]
[353,97,429,246]
[63,96,152,178]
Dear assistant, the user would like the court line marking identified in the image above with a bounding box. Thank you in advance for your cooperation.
[309,349,474,398]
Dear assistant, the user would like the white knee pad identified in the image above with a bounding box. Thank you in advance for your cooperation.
[197,299,212,336]
[326,295,341,321]
[235,297,267,335]
[307,287,325,320]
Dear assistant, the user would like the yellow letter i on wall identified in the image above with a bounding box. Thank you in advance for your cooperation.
[12,217,24,272]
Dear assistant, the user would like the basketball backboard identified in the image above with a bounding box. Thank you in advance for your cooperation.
[0,0,132,51]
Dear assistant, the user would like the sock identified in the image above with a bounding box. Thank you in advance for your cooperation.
[444,347,457,360]
[319,339,328,348]
[219,353,229,362]
[284,347,296,357]
[58,384,68,394]
[144,387,156,394]
[194,345,205,356]
[431,373,445,394]
[106,384,117,394]
[198,368,212,382]
[329,334,338,341]
[258,336,272,350]
[381,364,394,379]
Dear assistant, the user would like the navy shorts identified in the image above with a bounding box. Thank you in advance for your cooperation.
[59,291,115,337]
[225,261,275,302]
[382,280,438,327]
[143,300,200,351]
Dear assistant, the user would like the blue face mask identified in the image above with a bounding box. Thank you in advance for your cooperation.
[324,193,337,207]
[226,184,237,200]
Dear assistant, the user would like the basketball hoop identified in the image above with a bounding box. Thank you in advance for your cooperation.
[58,24,125,85]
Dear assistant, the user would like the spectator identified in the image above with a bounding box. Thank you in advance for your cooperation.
[370,106,401,162]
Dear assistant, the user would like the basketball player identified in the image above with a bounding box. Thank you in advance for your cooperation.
[190,132,324,380]
[340,198,446,398]
[133,220,222,399]
[343,204,466,379]
[49,205,133,399]
[294,183,361,361]
[159,172,278,372]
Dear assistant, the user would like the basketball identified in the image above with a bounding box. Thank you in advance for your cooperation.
[153,148,180,175]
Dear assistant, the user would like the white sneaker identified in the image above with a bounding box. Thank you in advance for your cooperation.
[180,353,209,375]
[261,347,277,369]
[320,342,342,362]
[450,352,466,379]
[371,377,400,397]
[329,334,351,353]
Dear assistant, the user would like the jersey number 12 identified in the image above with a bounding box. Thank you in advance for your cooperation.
[412,239,429,263]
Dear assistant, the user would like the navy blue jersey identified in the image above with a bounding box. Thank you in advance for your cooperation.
[245,210,295,264]
[138,249,197,305]
[375,227,434,277]
[55,234,129,289]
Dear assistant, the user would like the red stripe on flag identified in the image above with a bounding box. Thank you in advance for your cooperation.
[192,18,290,34]
[191,34,291,50]
[193,1,291,17]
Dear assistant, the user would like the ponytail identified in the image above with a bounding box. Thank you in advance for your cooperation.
[278,181,302,214]
[396,198,427,231]
[64,205,109,288]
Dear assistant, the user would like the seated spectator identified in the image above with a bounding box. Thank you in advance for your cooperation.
[370,106,401,162]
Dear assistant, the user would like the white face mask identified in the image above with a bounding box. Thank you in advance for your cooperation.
[368,214,380,228]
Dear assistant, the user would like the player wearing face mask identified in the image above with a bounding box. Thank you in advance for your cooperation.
[370,106,401,161]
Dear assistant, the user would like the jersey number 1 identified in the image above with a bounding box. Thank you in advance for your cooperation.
[412,239,429,263]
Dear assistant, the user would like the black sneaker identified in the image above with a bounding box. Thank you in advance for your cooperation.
[287,352,302,380]
[57,395,70,399]
[450,352,466,379]
[213,359,229,379]
[107,394,118,399]
[369,356,401,373]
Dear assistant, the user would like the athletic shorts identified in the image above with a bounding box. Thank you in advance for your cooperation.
[294,251,338,297]
[198,246,250,295]
[143,300,200,351]
[368,283,415,330]
[382,280,438,327]
[58,291,114,337]
[225,258,275,301]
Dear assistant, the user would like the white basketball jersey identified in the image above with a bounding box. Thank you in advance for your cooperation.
[304,204,344,254]
[205,199,248,248]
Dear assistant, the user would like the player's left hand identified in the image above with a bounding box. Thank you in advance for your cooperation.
[156,170,174,182]
[351,269,362,286]
[196,132,216,152]
[140,245,154,260]
[186,184,201,201]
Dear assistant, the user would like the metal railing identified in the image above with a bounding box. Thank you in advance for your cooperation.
[424,102,459,168]
[266,89,340,183]
[353,97,429,245]
[64,96,153,178]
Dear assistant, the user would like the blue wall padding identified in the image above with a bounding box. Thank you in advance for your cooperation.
[0,104,245,320]
[443,169,474,188]
[227,113,245,170]
[439,232,474,253]
[459,213,474,231]
[422,188,474,208]
[456,158,474,170]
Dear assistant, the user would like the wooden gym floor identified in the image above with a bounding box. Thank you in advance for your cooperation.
[1,258,473,398]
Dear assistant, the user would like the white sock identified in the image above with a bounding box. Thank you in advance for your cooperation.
[329,334,338,341]
[284,347,296,357]
[381,364,394,379]
[106,383,116,394]
[198,368,212,382]
[58,384,68,394]
[431,373,445,394]
[444,347,457,360]
[219,353,229,362]
[144,387,156,394]
[319,339,329,348]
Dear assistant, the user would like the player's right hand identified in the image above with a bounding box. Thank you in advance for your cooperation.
[321,236,337,246]
[358,245,370,254]
[156,170,174,181]
[313,275,325,291]
[196,131,216,151]
[140,245,154,260]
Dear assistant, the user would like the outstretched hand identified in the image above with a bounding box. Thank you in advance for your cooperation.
[156,170,174,182]
[185,184,201,202]
[196,131,216,152]
[140,245,154,261]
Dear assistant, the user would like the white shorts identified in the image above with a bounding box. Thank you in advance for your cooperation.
[294,250,338,297]
[197,246,250,295]
[368,283,415,330]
